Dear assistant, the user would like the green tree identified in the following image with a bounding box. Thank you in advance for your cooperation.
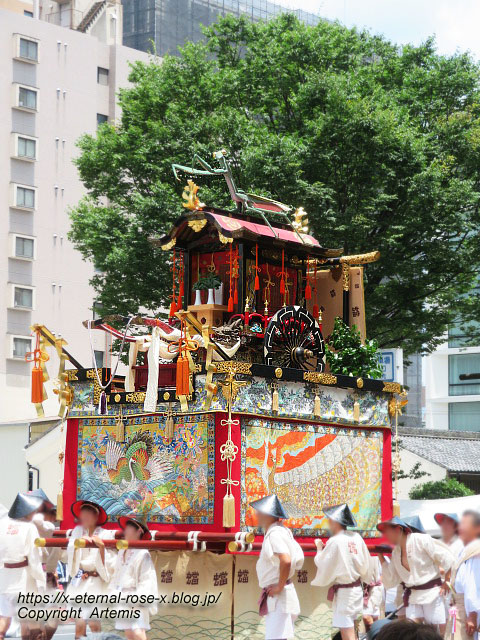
[409,478,474,500]
[326,318,383,378]
[69,15,480,353]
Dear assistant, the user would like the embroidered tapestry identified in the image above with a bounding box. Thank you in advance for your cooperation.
[77,413,215,523]
[241,419,383,536]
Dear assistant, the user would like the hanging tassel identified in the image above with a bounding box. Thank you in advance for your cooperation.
[234,284,238,305]
[312,303,319,319]
[98,390,107,415]
[392,501,401,517]
[254,273,260,290]
[169,299,177,318]
[176,355,189,397]
[353,400,360,422]
[314,392,321,417]
[305,282,312,300]
[56,492,63,521]
[223,493,236,528]
[272,385,279,413]
[254,244,260,290]
[228,295,234,312]
[31,365,44,404]
[165,412,174,444]
[280,277,285,295]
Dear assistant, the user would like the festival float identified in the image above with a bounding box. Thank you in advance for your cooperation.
[31,151,406,640]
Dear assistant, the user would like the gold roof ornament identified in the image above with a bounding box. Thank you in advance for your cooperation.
[292,207,309,234]
[182,180,205,211]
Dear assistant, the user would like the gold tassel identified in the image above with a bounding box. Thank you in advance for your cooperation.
[272,384,279,413]
[165,409,174,444]
[353,400,360,422]
[223,493,236,528]
[314,390,321,417]
[392,501,400,517]
[57,492,63,521]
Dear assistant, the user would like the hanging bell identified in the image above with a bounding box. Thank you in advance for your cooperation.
[31,364,44,404]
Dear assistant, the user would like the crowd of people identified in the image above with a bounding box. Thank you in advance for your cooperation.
[0,492,157,640]
[251,495,480,640]
[0,488,479,640]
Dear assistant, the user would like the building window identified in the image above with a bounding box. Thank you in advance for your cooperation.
[19,37,38,61]
[449,353,480,396]
[24,10,33,17]
[17,85,38,110]
[97,67,109,85]
[14,286,34,309]
[15,235,35,259]
[94,350,104,367]
[97,113,108,127]
[449,402,480,432]
[14,184,36,209]
[93,301,103,320]
[12,336,32,358]
[16,135,37,160]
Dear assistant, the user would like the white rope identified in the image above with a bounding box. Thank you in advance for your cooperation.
[187,530,206,552]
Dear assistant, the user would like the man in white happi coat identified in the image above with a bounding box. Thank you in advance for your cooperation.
[311,503,370,640]
[433,512,464,638]
[377,516,455,628]
[446,510,480,639]
[30,490,65,640]
[67,500,115,640]
[251,494,304,640]
[112,516,158,640]
[0,493,46,640]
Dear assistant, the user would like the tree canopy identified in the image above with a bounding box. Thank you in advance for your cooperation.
[409,478,474,500]
[69,14,480,355]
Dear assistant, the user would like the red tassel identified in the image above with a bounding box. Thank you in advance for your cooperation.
[254,274,260,291]
[305,282,312,300]
[280,278,285,295]
[176,355,189,397]
[31,365,43,404]
[312,303,319,319]
[234,287,238,305]
[228,295,234,312]
[177,294,182,311]
[169,300,177,318]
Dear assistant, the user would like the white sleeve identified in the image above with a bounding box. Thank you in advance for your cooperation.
[425,535,455,572]
[26,525,47,592]
[381,557,401,590]
[463,557,480,618]
[311,540,339,587]
[357,536,372,582]
[67,525,82,578]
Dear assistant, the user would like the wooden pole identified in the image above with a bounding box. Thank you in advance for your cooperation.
[51,530,256,543]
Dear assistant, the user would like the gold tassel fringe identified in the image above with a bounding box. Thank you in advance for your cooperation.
[314,392,321,417]
[57,492,63,521]
[165,414,174,444]
[272,386,279,413]
[223,493,236,528]
[353,400,360,422]
[392,500,400,517]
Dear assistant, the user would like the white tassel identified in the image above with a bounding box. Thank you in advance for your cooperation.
[143,327,160,413]
[125,340,139,392]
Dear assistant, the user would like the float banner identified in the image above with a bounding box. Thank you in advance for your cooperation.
[242,418,384,536]
[75,413,215,524]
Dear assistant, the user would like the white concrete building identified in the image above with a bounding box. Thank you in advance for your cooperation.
[424,331,480,432]
[0,7,149,507]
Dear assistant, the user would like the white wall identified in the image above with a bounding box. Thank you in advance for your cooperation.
[397,448,447,500]
[24,422,64,505]
[0,422,29,507]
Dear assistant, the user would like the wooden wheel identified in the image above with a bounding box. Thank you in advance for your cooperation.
[263,306,325,371]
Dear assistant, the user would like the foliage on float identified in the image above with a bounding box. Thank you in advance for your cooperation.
[193,274,222,291]
[326,317,383,379]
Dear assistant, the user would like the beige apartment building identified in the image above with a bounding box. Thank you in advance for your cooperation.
[0,4,149,506]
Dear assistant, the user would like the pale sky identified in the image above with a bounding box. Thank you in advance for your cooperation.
[282,0,480,59]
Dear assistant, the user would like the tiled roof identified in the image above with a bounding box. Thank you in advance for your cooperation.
[399,428,480,473]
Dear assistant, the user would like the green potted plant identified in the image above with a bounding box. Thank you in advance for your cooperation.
[325,317,383,379]
[193,273,222,305]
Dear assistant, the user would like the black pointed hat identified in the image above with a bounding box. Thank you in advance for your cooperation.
[28,488,54,510]
[403,515,425,534]
[8,492,44,519]
[250,494,288,519]
[323,503,357,527]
